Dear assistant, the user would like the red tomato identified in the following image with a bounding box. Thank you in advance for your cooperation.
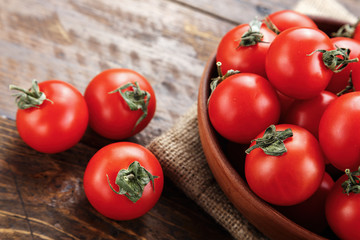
[352,62,360,91]
[266,27,335,99]
[319,92,360,171]
[11,80,88,153]
[276,172,334,234]
[216,20,277,78]
[283,91,337,138]
[266,10,318,33]
[245,124,325,206]
[326,37,360,94]
[83,142,164,220]
[326,170,360,240]
[208,73,280,144]
[84,69,156,140]
[276,90,295,122]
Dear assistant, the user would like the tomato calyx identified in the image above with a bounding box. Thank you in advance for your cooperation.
[332,19,360,38]
[337,71,354,96]
[9,79,53,109]
[109,81,151,131]
[107,161,159,203]
[208,62,240,101]
[341,167,360,195]
[308,47,359,73]
[263,17,280,35]
[245,125,293,156]
[238,19,265,47]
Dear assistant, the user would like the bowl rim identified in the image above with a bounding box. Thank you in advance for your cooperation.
[197,16,348,240]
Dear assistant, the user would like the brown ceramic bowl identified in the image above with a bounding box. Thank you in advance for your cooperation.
[198,17,348,240]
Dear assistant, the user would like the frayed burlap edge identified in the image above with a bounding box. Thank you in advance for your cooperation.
[147,104,267,240]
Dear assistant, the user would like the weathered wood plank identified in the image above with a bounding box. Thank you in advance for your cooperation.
[0,0,237,145]
[0,116,232,239]
[173,0,359,25]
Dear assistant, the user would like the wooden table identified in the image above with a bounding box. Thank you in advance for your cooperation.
[1,1,359,239]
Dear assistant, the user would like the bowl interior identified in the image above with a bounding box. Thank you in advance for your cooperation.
[197,16,347,240]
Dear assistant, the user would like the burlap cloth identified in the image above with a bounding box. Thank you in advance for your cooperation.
[147,1,357,239]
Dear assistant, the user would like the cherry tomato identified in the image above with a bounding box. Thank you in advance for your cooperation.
[283,91,336,139]
[245,124,325,206]
[266,27,335,99]
[275,172,334,234]
[10,80,88,153]
[266,10,318,33]
[352,62,360,91]
[326,169,360,240]
[84,69,156,140]
[83,142,164,220]
[276,90,295,123]
[216,20,276,78]
[326,37,360,94]
[208,73,280,144]
[319,92,360,171]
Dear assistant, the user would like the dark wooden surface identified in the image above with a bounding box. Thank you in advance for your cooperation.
[1,1,359,239]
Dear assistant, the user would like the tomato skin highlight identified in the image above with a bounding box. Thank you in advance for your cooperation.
[326,173,360,240]
[83,142,164,220]
[245,124,325,206]
[216,23,276,78]
[85,69,156,140]
[319,91,360,171]
[267,10,318,32]
[16,80,89,153]
[266,27,335,100]
[208,73,280,144]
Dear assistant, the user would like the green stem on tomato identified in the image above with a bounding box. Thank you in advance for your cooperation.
[331,19,360,38]
[108,81,150,132]
[337,71,354,96]
[264,16,280,35]
[107,161,159,203]
[341,167,360,195]
[245,125,293,156]
[9,79,53,109]
[237,19,265,47]
[208,62,240,103]
[308,47,359,73]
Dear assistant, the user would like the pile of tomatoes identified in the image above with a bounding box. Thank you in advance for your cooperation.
[10,68,163,221]
[208,10,360,239]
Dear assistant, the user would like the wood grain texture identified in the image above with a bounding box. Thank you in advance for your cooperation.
[1,0,359,239]
[0,0,235,145]
[0,116,232,239]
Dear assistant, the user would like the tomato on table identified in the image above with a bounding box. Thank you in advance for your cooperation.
[85,68,156,140]
[326,168,360,240]
[265,10,318,33]
[208,72,280,144]
[83,142,164,220]
[319,92,360,171]
[245,124,325,206]
[216,19,277,78]
[10,80,89,153]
